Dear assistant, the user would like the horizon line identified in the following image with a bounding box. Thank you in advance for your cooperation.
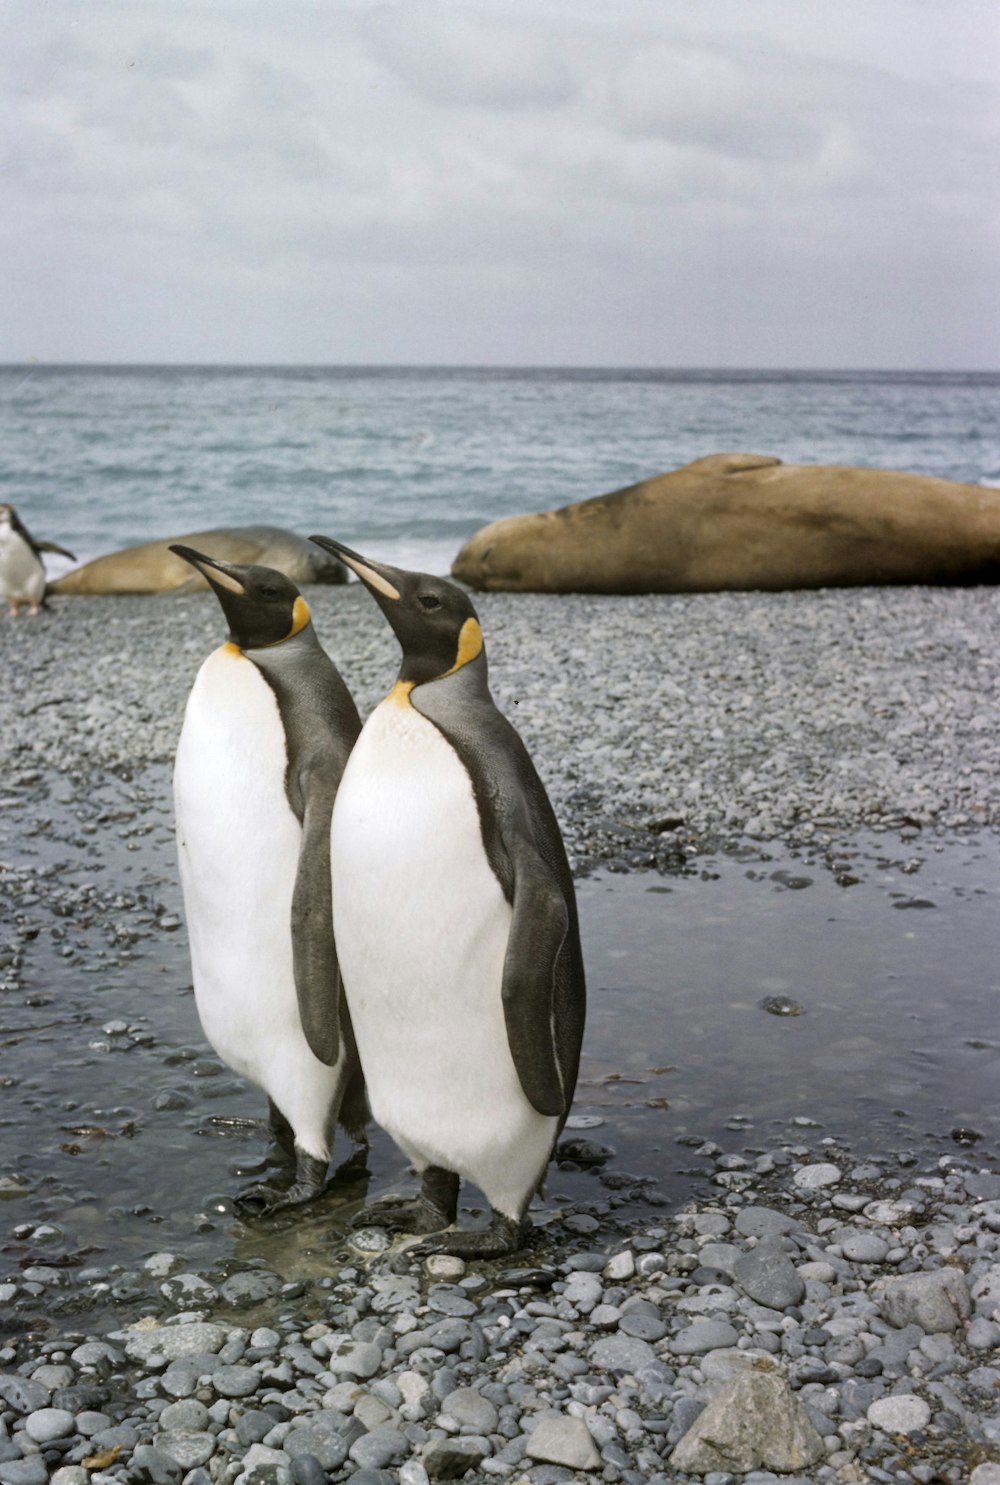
[1,360,998,376]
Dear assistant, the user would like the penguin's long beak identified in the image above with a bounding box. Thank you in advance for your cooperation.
[309,537,401,601]
[170,545,247,595]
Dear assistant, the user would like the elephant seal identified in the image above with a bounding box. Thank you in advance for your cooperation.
[451,453,1000,594]
[51,526,348,595]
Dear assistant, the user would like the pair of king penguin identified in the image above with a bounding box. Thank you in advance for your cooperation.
[173,539,585,1256]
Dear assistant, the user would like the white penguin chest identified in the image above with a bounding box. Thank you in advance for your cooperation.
[174,647,302,1051]
[0,527,43,602]
[331,695,512,1063]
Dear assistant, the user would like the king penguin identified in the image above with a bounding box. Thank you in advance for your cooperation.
[171,546,367,1212]
[0,503,75,616]
[310,536,586,1256]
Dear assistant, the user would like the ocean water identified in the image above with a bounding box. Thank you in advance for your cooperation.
[2,364,999,577]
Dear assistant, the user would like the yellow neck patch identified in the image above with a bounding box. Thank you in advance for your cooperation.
[445,617,483,676]
[223,641,242,657]
[388,679,415,706]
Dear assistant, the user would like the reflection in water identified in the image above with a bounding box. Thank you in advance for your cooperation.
[1,764,998,1303]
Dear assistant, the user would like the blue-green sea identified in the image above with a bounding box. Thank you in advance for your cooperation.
[3,365,999,575]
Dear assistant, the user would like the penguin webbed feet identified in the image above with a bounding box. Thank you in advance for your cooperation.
[353,1165,459,1235]
[236,1150,329,1217]
[408,1212,528,1260]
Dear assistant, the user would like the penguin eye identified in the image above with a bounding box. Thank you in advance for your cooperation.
[417,594,443,612]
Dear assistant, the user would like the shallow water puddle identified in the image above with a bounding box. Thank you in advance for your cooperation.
[1,766,998,1298]
[575,833,1000,1166]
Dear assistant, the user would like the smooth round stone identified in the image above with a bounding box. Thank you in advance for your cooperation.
[152,1430,217,1469]
[50,1469,89,1485]
[733,1207,798,1239]
[129,1445,184,1485]
[29,1365,73,1390]
[423,1255,466,1281]
[841,1232,890,1263]
[564,1270,604,1310]
[421,1438,488,1478]
[159,1272,218,1304]
[284,1425,349,1471]
[588,1335,656,1372]
[867,1395,931,1434]
[603,1251,635,1281]
[159,1399,210,1432]
[325,1340,383,1378]
[619,1312,668,1342]
[733,1246,805,1309]
[349,1428,410,1469]
[793,1163,842,1190]
[0,1377,49,1413]
[968,1318,1000,1351]
[0,1459,50,1485]
[290,1455,329,1485]
[75,1411,112,1437]
[24,1406,75,1442]
[219,1271,283,1306]
[697,1242,741,1275]
[211,1364,259,1398]
[123,1323,227,1366]
[441,1386,499,1433]
[671,1320,740,1355]
[591,1304,622,1328]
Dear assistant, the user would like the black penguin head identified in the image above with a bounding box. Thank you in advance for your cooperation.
[310,536,483,686]
[170,546,311,651]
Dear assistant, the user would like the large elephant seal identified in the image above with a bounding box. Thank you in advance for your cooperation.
[51,526,348,595]
[452,453,1000,594]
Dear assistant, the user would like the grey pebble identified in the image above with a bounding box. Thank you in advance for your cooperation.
[733,1245,806,1309]
[211,1363,259,1397]
[24,1406,75,1443]
[151,1429,217,1469]
[671,1320,740,1355]
[290,1456,328,1485]
[349,1427,411,1469]
[130,1444,184,1484]
[422,1436,489,1478]
[589,1335,656,1372]
[0,1461,50,1485]
[440,1386,499,1433]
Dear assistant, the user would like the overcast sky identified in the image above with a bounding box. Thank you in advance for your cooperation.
[2,0,998,368]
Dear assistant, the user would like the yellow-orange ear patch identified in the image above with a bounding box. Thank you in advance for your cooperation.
[446,617,483,675]
[288,595,311,637]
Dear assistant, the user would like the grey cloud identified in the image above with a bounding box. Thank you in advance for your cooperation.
[362,3,576,109]
[610,40,822,164]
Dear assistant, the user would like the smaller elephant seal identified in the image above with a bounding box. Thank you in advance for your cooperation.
[50,525,347,595]
[452,453,1000,593]
[0,503,76,616]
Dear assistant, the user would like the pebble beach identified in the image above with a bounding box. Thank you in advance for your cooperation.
[2,581,1000,1485]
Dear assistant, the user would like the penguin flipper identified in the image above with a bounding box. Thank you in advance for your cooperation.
[290,799,342,1066]
[501,842,574,1119]
[34,539,76,561]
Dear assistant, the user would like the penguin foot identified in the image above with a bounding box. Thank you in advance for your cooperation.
[237,1150,328,1216]
[355,1165,459,1235]
[409,1213,527,1259]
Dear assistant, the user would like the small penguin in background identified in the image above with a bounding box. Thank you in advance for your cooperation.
[171,546,367,1212]
[310,536,586,1257]
[0,503,75,616]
